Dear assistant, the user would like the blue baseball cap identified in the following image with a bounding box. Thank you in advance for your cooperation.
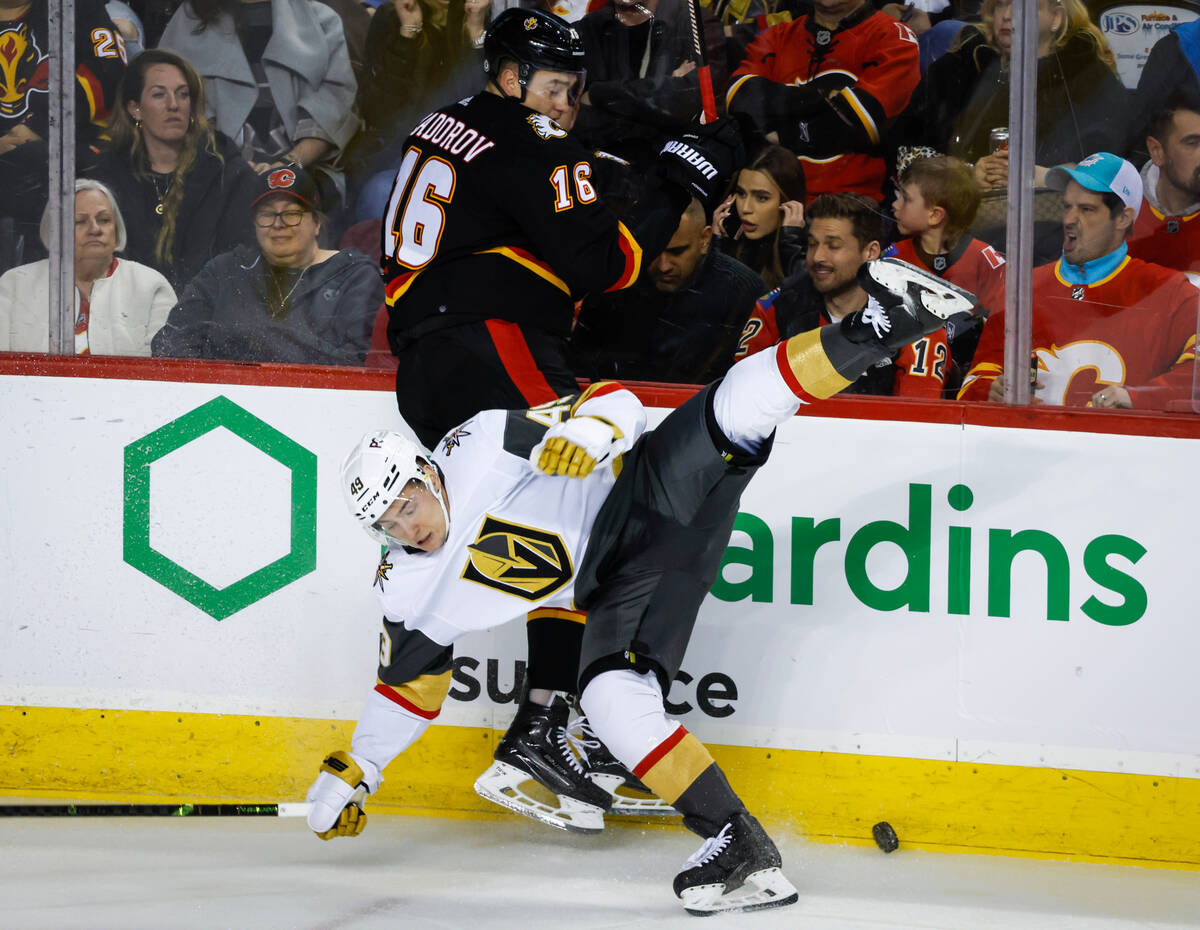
[1046,152,1142,221]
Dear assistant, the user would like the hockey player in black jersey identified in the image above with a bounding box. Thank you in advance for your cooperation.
[308,256,980,915]
[378,7,746,828]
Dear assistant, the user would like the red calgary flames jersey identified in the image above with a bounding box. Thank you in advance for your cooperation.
[1128,201,1200,274]
[958,256,1199,410]
[889,236,1007,316]
[727,9,920,200]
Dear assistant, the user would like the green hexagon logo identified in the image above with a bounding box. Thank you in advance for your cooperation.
[123,396,317,619]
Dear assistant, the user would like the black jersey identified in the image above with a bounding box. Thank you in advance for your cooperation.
[382,92,652,350]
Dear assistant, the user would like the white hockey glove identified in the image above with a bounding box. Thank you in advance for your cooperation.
[306,750,382,840]
[530,415,622,478]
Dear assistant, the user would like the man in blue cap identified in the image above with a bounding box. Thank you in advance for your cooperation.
[959,152,1199,411]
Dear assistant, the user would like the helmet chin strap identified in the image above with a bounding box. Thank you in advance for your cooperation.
[423,470,452,540]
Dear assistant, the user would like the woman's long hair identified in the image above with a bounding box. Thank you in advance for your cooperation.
[107,49,221,269]
[730,144,806,289]
[978,0,1116,70]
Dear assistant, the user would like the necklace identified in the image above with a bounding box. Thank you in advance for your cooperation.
[266,265,306,318]
[150,171,173,215]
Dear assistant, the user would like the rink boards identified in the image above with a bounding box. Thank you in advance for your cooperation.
[2,360,1199,867]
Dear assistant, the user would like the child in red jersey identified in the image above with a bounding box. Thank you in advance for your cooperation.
[888,155,1007,378]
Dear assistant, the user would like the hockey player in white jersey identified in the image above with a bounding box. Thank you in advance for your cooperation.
[306,258,978,916]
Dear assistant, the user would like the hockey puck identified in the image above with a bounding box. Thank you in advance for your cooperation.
[872,821,899,853]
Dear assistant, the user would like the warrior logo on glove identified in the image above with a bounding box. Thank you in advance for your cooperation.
[660,140,719,181]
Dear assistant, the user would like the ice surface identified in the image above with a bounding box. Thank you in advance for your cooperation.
[2,810,1197,929]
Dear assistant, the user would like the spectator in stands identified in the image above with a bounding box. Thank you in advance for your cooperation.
[1128,21,1200,162]
[88,49,260,294]
[959,153,1199,411]
[1129,96,1200,275]
[737,192,952,397]
[894,0,1126,191]
[0,0,126,249]
[888,154,1006,374]
[711,143,806,289]
[0,179,176,355]
[726,0,920,202]
[570,197,765,384]
[152,165,382,365]
[158,0,359,216]
[573,0,730,167]
[346,0,491,181]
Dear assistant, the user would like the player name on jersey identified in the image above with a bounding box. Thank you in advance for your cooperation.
[409,111,497,163]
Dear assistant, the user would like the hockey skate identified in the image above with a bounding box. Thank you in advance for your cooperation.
[673,812,798,916]
[852,257,981,349]
[474,694,611,834]
[565,714,677,817]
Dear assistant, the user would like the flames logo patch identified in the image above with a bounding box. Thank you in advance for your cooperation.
[526,113,566,140]
[0,24,49,121]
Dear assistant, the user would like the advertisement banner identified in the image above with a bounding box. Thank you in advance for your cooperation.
[1,375,1197,781]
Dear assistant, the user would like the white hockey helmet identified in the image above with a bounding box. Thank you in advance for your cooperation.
[340,430,446,547]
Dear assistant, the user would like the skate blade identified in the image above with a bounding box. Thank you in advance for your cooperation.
[474,761,605,835]
[678,867,799,916]
[590,773,677,817]
[866,258,979,320]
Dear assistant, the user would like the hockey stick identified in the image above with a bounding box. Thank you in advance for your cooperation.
[0,802,312,818]
[684,0,718,124]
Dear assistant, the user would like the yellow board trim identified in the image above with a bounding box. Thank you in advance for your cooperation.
[4,704,1199,869]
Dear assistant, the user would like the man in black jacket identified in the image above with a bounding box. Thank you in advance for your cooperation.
[571,196,766,384]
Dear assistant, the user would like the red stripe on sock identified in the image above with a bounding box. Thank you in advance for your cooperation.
[374,683,440,719]
[485,319,560,405]
[774,341,818,405]
[633,725,688,779]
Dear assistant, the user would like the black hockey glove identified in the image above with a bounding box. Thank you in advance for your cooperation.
[657,117,746,203]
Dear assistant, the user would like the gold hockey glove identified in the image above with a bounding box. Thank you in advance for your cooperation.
[306,750,382,840]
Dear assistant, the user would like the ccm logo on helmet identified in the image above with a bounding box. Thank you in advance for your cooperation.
[659,141,718,180]
[267,167,297,189]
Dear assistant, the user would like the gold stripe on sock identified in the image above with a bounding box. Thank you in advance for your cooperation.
[636,729,717,805]
[779,329,852,400]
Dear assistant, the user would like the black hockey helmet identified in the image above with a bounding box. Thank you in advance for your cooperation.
[483,8,586,103]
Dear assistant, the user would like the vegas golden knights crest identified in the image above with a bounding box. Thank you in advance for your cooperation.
[462,515,572,601]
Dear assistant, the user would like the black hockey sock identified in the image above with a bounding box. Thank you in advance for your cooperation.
[675,763,749,839]
[525,611,586,693]
[817,318,892,383]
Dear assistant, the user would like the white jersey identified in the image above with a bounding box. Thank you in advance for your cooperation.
[373,384,647,647]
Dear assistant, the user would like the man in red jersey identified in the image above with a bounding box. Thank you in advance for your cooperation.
[725,0,920,201]
[960,153,1199,411]
[1129,95,1200,274]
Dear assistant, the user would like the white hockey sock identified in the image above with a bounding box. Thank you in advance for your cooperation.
[579,669,677,772]
[712,344,804,454]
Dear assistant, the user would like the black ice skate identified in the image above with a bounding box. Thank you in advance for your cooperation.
[566,714,677,817]
[473,694,611,834]
[848,257,981,352]
[672,812,798,916]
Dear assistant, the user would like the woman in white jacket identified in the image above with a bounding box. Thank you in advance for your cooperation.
[0,179,177,356]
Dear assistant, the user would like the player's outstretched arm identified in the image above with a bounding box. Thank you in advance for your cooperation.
[307,625,453,839]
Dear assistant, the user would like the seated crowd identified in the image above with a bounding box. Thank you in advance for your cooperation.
[1,0,1198,412]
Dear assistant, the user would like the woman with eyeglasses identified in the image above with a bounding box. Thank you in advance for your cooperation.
[151,166,383,365]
